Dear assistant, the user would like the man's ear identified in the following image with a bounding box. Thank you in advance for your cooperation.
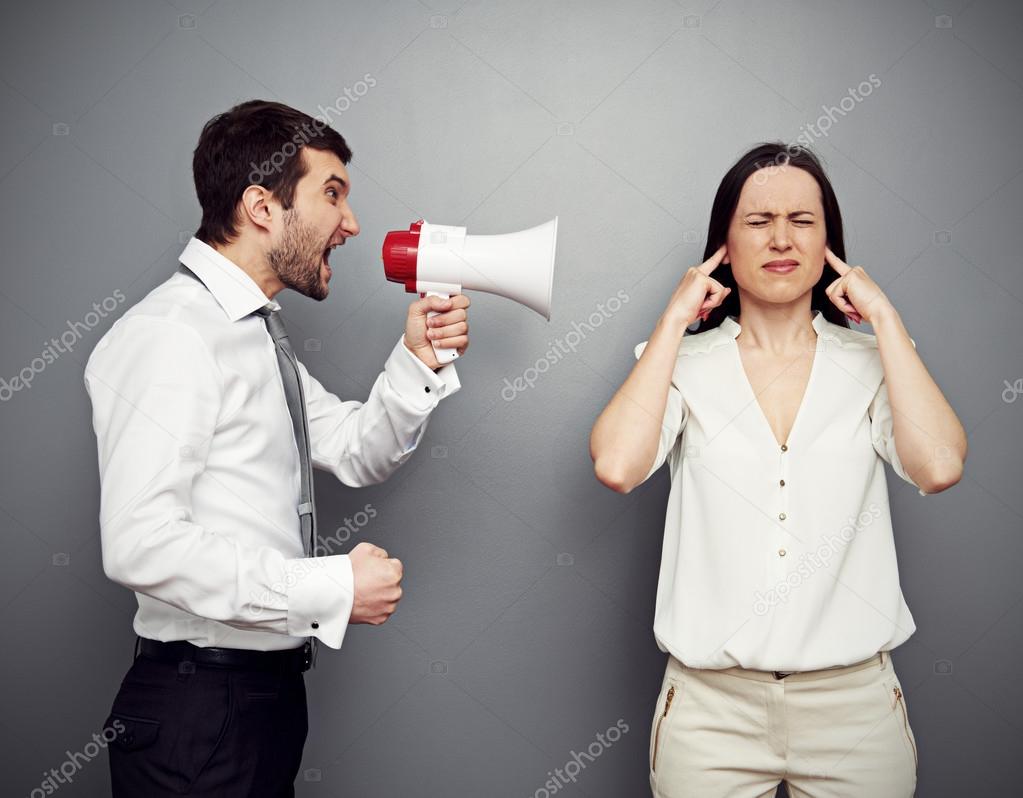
[241,184,275,233]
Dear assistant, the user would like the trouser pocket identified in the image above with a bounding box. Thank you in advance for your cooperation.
[883,674,918,771]
[650,675,682,774]
[106,713,160,752]
[107,659,233,795]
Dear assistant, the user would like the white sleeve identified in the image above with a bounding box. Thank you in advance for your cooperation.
[868,376,928,497]
[634,340,689,484]
[298,335,460,487]
[85,316,356,648]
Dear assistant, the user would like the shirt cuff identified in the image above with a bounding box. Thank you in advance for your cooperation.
[389,334,461,408]
[284,554,354,649]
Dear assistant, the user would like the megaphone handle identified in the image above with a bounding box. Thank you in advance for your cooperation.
[424,290,460,363]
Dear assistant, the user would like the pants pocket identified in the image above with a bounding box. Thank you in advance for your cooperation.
[650,672,683,775]
[882,674,918,771]
[107,664,233,794]
[106,713,160,752]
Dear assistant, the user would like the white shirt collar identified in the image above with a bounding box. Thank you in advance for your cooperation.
[719,308,837,343]
[179,236,281,322]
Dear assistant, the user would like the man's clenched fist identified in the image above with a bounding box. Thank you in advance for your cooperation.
[348,542,403,625]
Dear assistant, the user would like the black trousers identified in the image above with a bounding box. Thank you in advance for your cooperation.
[104,639,308,797]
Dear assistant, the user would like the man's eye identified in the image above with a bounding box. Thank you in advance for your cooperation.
[748,220,767,226]
[793,219,813,225]
[327,189,338,199]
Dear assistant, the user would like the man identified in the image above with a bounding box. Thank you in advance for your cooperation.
[85,99,470,797]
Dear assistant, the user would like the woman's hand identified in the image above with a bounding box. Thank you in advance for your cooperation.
[662,244,732,327]
[823,248,896,325]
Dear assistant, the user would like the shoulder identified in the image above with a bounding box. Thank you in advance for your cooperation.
[816,317,917,352]
[820,319,878,350]
[122,268,223,329]
[87,271,222,369]
[632,323,734,361]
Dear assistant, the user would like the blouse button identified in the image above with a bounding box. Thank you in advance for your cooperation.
[778,512,787,521]
[778,548,787,557]
[780,444,788,452]
[779,479,785,487]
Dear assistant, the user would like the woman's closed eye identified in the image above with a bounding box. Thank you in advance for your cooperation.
[747,219,814,227]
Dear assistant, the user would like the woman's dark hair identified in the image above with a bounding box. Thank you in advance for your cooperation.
[192,99,353,247]
[699,142,849,331]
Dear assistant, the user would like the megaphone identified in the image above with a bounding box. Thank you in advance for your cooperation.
[382,217,558,363]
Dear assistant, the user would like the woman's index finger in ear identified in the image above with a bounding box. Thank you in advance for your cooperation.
[698,244,728,275]
[824,247,850,275]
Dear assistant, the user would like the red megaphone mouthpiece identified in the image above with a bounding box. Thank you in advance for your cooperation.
[381,219,424,293]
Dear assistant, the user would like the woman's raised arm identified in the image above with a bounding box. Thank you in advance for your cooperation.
[590,246,731,493]
[822,247,967,493]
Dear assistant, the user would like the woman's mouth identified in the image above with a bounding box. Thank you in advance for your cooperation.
[763,260,798,274]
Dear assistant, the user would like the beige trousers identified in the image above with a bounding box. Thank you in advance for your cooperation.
[649,650,917,797]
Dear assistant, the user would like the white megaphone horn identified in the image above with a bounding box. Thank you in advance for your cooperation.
[382,217,558,363]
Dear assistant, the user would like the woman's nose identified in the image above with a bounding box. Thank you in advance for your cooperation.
[771,220,790,249]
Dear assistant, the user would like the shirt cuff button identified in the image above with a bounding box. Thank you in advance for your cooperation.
[424,386,431,393]
[311,621,319,629]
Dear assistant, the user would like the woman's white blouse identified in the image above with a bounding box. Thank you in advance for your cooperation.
[633,309,926,672]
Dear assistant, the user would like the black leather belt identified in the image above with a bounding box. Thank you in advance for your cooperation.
[137,637,312,673]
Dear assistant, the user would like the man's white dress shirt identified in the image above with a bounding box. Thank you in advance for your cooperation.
[85,237,459,652]
[634,309,925,672]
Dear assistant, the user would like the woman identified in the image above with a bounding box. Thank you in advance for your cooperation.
[589,143,966,797]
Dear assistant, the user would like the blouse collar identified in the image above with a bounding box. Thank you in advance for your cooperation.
[719,309,836,343]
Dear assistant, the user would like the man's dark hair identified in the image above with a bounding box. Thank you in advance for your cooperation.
[192,99,353,247]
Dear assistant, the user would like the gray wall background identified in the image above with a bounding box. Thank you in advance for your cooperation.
[1,0,1021,795]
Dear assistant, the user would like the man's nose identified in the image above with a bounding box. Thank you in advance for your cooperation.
[342,208,360,238]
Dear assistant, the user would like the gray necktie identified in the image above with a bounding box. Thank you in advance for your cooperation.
[254,304,318,558]
[254,304,321,667]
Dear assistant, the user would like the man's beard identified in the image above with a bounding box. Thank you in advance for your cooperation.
[268,208,329,301]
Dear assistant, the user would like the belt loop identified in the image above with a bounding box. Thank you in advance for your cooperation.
[133,635,141,661]
[880,650,886,669]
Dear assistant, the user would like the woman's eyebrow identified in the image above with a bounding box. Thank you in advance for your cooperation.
[744,210,816,217]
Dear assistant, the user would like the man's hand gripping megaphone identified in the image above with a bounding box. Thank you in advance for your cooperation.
[403,291,471,370]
